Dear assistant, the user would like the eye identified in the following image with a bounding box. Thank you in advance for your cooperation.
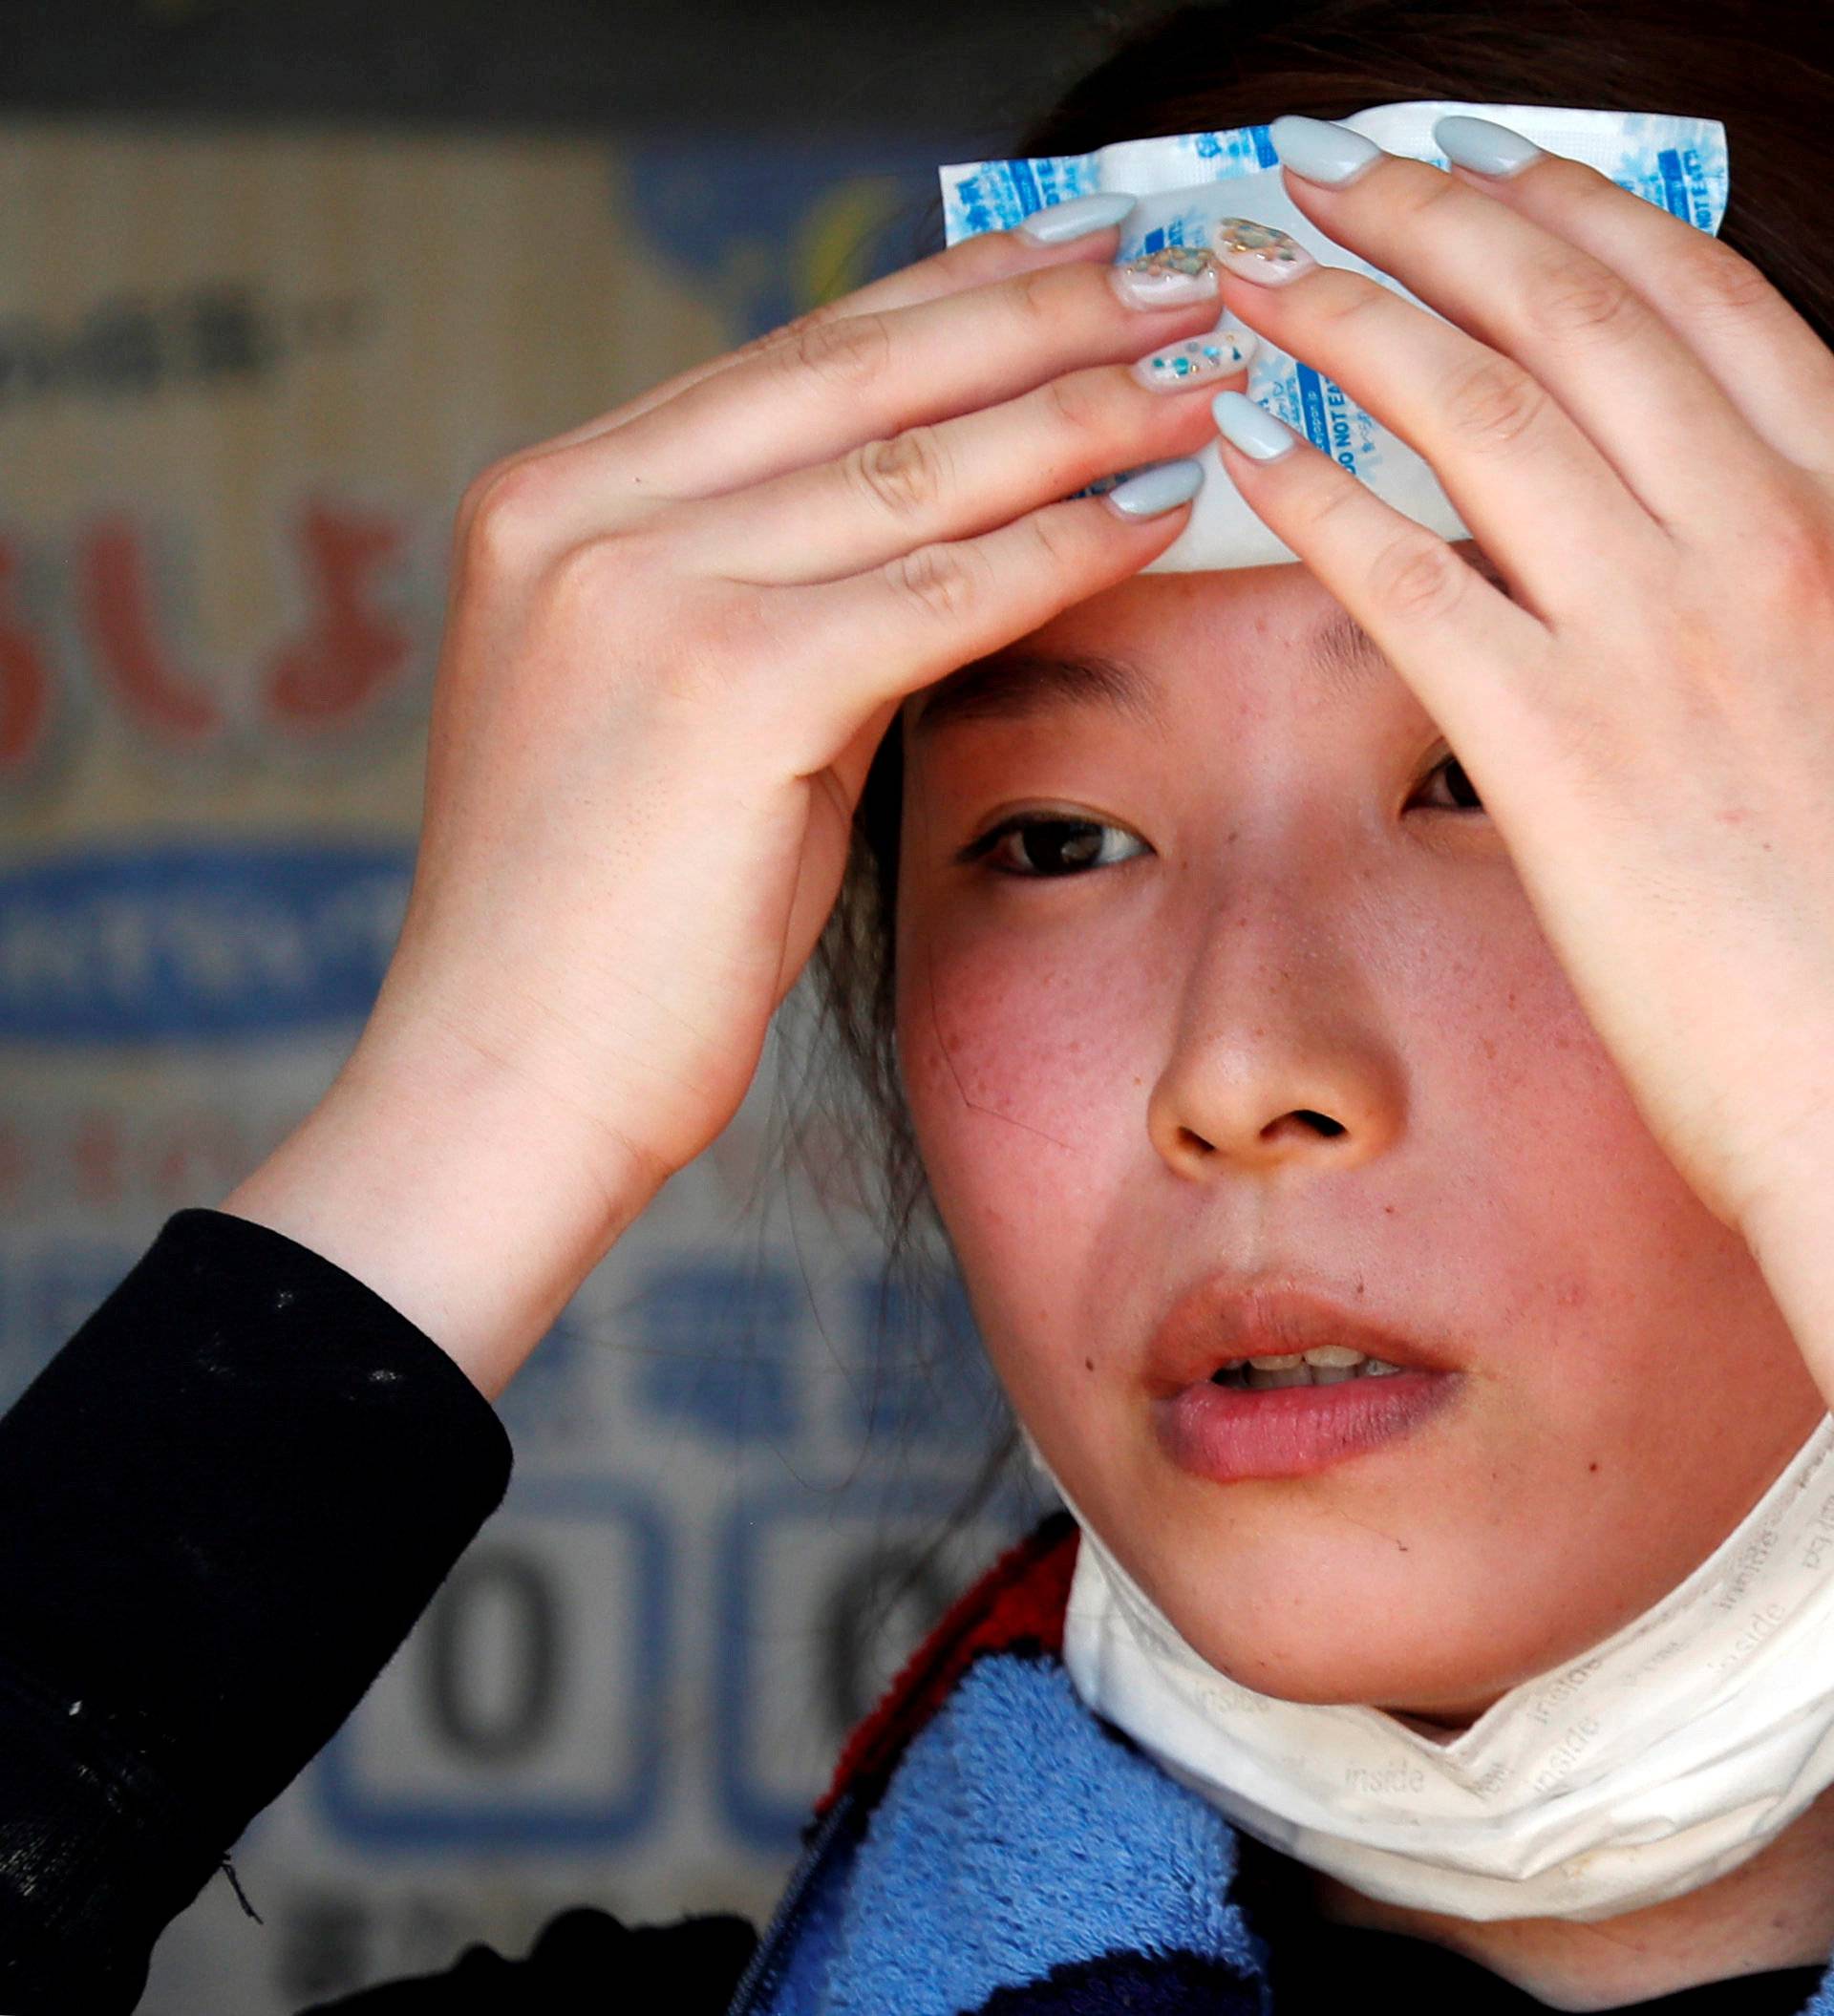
[1414,748,1485,815]
[955,812,1149,880]
[954,756,1482,881]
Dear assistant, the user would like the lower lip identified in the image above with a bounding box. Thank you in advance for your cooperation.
[1154,1370,1460,1483]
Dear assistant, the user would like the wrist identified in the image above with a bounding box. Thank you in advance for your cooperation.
[218,1019,668,1402]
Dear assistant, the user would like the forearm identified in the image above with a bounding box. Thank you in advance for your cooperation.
[0,1209,516,2010]
[220,1023,668,1403]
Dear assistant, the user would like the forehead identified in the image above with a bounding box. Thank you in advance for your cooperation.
[1012,562,1375,707]
[903,544,1503,745]
[901,568,1341,749]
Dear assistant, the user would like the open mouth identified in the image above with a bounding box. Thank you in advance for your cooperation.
[1210,1345,1407,1390]
[1162,1357,1459,1482]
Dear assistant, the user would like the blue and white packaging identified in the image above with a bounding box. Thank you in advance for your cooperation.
[941,103,1728,570]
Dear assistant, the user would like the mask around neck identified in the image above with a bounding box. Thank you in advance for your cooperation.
[1024,1415,1834,1921]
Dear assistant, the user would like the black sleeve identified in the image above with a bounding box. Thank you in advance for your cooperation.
[295,1905,759,2014]
[0,1206,516,2016]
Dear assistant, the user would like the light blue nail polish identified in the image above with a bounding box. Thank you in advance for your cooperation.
[1269,114,1383,187]
[1017,191,1139,244]
[1213,390,1299,461]
[1105,458,1205,517]
[1434,115,1545,179]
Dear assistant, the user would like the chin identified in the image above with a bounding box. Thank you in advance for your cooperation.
[1148,1568,1539,1721]
[1183,1630,1506,1721]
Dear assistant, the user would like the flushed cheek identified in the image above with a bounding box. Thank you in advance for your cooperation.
[896,933,1162,1166]
[894,931,1166,1383]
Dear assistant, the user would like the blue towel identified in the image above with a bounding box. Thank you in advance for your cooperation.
[764,1645,1266,2014]
[731,1512,1834,2016]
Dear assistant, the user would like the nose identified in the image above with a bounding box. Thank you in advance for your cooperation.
[1144,900,1403,1184]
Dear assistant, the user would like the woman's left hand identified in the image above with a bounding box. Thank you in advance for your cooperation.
[1207,114,1834,1262]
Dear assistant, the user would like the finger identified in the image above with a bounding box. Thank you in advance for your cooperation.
[670,334,1253,584]
[520,256,1228,544]
[1208,228,1673,624]
[507,212,1138,461]
[1439,129,1834,478]
[452,214,1141,550]
[1255,135,1791,552]
[1209,393,1554,816]
[763,478,1203,743]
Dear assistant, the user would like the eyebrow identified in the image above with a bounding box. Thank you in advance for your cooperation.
[906,609,1387,745]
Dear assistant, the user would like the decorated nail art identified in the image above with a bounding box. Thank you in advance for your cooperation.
[1110,244,1221,308]
[1132,329,1256,391]
[1211,217,1317,286]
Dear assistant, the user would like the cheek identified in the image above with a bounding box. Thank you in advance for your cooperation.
[892,908,1162,1398]
[895,915,1160,1165]
[1397,933,1777,1392]
[1365,936,1822,1601]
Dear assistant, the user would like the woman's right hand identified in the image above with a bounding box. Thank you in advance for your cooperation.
[359,211,1250,1210]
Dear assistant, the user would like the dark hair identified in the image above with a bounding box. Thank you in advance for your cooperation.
[786,0,1834,1617]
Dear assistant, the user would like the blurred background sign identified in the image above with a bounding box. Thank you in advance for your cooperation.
[0,0,1160,2000]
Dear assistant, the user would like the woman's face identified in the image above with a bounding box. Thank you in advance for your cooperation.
[892,551,1826,1724]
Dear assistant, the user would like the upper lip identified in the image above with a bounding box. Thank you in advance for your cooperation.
[1144,1275,1458,1395]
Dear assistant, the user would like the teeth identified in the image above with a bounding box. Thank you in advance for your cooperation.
[1213,1351,1409,1390]
[1240,1344,1377,1370]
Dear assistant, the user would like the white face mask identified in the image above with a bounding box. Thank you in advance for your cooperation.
[1025,1414,1834,1921]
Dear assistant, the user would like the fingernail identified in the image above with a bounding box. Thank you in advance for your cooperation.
[1213,390,1300,461]
[1104,458,1205,518]
[1434,115,1544,180]
[1111,244,1221,308]
[1269,114,1383,188]
[1132,329,1257,391]
[1017,191,1138,244]
[1211,217,1317,286]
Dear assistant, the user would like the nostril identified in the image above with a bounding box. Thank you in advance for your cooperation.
[1259,1111,1347,1146]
